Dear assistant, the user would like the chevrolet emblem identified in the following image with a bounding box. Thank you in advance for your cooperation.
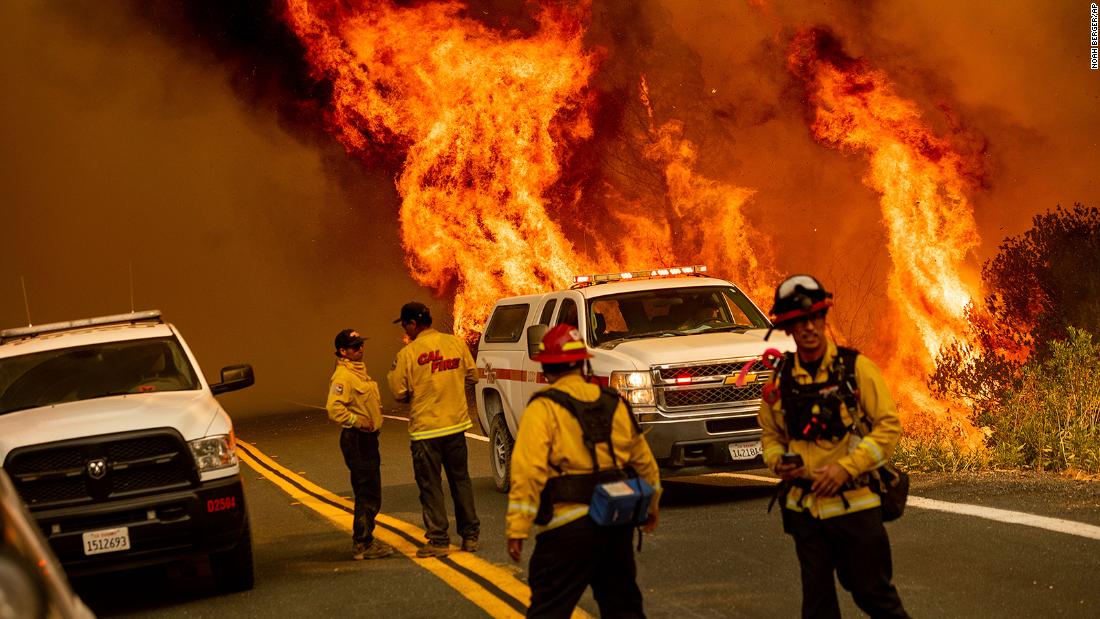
[725,373,758,385]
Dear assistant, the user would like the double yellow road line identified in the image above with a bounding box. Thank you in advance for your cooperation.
[236,439,589,619]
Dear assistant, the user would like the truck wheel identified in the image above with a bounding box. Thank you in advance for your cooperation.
[210,519,254,593]
[489,415,513,493]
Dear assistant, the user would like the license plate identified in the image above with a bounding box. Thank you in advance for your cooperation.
[82,527,131,556]
[728,440,762,460]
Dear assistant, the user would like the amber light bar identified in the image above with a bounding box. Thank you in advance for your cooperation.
[571,265,708,287]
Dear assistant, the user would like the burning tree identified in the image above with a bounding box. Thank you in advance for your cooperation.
[931,203,1100,472]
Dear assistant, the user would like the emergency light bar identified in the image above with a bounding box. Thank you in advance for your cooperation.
[1,310,163,342]
[571,265,708,287]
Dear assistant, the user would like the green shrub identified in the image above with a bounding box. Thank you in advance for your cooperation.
[894,426,989,473]
[983,328,1100,473]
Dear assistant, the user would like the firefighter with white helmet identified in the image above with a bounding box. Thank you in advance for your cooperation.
[758,275,909,618]
[506,324,660,618]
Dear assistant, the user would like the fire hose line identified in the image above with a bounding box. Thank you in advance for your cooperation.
[236,439,592,619]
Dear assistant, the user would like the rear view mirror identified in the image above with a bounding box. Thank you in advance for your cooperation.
[526,324,548,360]
[211,364,255,395]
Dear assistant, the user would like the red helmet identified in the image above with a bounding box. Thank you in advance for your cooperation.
[532,324,592,363]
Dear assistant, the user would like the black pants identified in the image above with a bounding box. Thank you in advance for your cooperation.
[340,428,382,545]
[527,517,644,619]
[410,431,479,544]
[782,507,908,619]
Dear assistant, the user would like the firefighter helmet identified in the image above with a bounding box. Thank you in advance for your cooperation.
[769,274,834,326]
[532,324,592,364]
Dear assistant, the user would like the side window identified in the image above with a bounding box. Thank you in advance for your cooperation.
[555,298,579,328]
[538,299,558,326]
[484,304,530,343]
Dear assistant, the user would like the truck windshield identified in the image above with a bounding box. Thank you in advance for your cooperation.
[586,286,770,347]
[0,336,200,415]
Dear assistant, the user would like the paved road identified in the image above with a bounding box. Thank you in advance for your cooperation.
[74,408,1100,618]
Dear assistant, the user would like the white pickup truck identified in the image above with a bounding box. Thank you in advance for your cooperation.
[0,311,255,592]
[474,266,793,491]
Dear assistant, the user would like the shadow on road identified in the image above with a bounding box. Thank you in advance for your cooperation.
[659,478,777,507]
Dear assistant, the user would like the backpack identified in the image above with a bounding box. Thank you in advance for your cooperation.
[528,386,652,527]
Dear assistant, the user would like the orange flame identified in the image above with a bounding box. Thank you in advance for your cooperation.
[283,0,599,335]
[283,0,780,335]
[789,28,983,445]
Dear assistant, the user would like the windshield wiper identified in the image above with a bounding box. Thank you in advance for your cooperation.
[697,324,756,333]
[615,330,689,342]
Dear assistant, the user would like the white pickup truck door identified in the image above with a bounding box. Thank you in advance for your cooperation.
[517,292,585,414]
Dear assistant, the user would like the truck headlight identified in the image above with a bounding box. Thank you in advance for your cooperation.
[188,435,238,472]
[609,371,655,407]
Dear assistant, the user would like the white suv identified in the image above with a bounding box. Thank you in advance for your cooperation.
[475,267,793,491]
[0,311,255,592]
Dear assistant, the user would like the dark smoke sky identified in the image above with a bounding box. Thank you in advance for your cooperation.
[2,1,1097,417]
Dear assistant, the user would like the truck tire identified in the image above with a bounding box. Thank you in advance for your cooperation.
[210,519,254,593]
[489,415,513,493]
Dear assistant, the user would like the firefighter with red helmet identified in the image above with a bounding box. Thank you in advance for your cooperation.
[758,275,909,618]
[506,324,660,618]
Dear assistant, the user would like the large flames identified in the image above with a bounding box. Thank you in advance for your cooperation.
[788,29,984,443]
[283,0,776,336]
[283,1,990,442]
[284,0,598,333]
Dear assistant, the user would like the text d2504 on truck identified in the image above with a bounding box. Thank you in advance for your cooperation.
[475,266,794,492]
[0,311,256,593]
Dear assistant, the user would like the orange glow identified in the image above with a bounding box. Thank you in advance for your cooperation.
[283,1,779,337]
[283,0,598,336]
[789,28,984,446]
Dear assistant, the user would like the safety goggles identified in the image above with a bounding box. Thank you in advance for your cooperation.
[777,274,824,300]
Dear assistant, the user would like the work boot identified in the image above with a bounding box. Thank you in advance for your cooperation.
[461,538,478,553]
[353,539,395,560]
[415,542,450,558]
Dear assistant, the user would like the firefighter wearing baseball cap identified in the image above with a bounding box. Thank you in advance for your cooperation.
[757,275,909,618]
[386,302,480,558]
[506,324,661,618]
[327,329,394,560]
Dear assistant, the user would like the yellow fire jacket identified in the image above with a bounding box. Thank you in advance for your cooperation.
[506,374,662,540]
[326,359,383,432]
[386,328,477,441]
[757,339,902,519]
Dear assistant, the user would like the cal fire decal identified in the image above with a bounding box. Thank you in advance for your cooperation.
[418,350,461,374]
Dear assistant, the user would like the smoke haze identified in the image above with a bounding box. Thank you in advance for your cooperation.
[0,1,434,417]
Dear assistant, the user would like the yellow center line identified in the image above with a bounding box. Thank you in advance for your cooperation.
[237,439,591,619]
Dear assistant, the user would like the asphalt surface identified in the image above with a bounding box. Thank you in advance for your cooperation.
[71,408,1100,618]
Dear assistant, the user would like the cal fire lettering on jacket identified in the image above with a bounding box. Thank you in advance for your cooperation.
[417,350,460,373]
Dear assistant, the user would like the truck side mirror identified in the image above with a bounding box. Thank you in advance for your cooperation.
[526,324,548,360]
[210,364,255,395]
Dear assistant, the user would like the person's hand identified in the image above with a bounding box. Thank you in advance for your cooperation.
[641,510,659,533]
[507,538,524,562]
[811,464,851,497]
[775,461,805,481]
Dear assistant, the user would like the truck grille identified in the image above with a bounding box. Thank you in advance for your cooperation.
[4,429,197,509]
[655,358,772,412]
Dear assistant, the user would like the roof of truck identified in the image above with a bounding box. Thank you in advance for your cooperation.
[489,276,739,307]
[0,311,173,357]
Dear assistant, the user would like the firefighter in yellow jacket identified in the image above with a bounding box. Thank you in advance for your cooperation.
[506,324,660,618]
[327,329,394,560]
[386,302,480,558]
[758,275,908,618]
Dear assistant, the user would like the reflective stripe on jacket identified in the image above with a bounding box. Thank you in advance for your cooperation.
[326,359,383,431]
[757,339,902,519]
[386,328,477,441]
[506,374,662,539]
